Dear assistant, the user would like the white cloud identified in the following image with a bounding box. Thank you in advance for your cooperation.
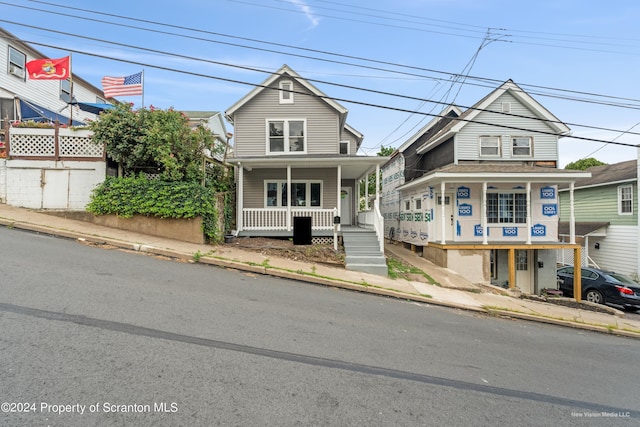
[290,0,320,28]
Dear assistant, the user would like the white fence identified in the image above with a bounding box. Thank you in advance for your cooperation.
[242,208,336,231]
[8,127,103,159]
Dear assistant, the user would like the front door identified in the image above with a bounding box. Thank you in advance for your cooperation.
[515,249,533,294]
[340,187,352,226]
[436,193,454,242]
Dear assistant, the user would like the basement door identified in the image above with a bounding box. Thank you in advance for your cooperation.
[41,169,70,209]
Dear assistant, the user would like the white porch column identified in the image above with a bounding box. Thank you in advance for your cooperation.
[237,163,243,232]
[365,173,369,210]
[286,165,291,232]
[337,165,342,231]
[356,180,360,218]
[569,181,576,244]
[375,164,380,206]
[482,182,488,245]
[637,147,640,278]
[526,182,532,245]
[440,181,446,245]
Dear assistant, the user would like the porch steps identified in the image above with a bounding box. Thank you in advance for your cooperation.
[342,228,388,277]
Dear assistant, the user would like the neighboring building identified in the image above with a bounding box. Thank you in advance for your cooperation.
[225,64,389,275]
[0,27,108,209]
[181,111,232,162]
[0,27,106,130]
[558,159,639,279]
[381,80,590,294]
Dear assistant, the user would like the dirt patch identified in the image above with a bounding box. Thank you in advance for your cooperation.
[227,237,345,267]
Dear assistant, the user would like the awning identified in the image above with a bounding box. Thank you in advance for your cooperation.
[558,221,609,237]
[74,102,115,115]
[18,99,83,126]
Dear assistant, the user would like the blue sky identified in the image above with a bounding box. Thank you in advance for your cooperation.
[3,0,640,166]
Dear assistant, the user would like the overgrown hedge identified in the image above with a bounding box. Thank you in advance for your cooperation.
[87,176,220,242]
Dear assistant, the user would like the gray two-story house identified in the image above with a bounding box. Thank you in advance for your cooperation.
[382,80,590,294]
[225,65,389,275]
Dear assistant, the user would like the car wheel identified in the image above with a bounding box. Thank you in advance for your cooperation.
[585,289,604,304]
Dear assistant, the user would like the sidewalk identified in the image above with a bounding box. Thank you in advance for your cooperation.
[1,203,639,339]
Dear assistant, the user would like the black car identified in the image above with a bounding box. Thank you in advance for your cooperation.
[556,266,640,311]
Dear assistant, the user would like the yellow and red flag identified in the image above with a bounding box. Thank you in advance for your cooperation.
[26,56,70,80]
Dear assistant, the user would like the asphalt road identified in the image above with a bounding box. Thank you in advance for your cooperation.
[1,227,639,426]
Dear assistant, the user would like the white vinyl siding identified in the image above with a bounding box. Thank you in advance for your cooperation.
[231,76,340,157]
[589,226,638,278]
[455,92,558,161]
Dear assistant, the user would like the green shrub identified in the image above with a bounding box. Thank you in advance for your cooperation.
[87,176,220,242]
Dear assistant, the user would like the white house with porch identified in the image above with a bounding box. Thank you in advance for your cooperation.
[225,65,389,275]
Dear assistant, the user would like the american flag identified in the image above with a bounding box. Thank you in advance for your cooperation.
[101,72,143,98]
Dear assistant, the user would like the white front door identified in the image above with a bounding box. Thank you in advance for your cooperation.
[515,249,533,294]
[340,187,352,225]
[437,193,454,241]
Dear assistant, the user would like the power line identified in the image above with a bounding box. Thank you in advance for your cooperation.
[14,0,640,110]
[5,17,640,139]
[9,35,639,149]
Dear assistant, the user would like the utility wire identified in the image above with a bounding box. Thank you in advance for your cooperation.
[14,0,640,109]
[5,18,640,139]
[10,36,639,148]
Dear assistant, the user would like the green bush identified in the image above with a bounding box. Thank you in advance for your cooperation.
[87,176,220,242]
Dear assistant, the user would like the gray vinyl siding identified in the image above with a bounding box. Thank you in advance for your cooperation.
[455,92,559,162]
[233,75,340,157]
[558,182,638,226]
[242,167,338,209]
[339,129,358,155]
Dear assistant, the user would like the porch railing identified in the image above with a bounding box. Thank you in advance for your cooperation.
[242,208,336,231]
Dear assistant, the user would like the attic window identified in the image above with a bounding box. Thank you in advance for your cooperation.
[502,102,511,113]
[279,80,294,104]
[339,140,349,155]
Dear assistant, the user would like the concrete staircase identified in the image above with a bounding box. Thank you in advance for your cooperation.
[342,228,388,277]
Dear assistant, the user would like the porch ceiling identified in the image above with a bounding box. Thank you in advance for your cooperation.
[229,155,390,180]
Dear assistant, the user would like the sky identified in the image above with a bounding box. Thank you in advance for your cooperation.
[3,0,640,167]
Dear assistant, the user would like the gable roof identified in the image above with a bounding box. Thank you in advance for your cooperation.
[224,64,348,123]
[343,123,364,149]
[559,159,637,190]
[397,105,463,153]
[416,80,571,154]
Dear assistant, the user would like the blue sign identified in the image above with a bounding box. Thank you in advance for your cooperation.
[542,204,558,217]
[458,203,472,216]
[531,223,546,237]
[419,232,429,241]
[456,221,461,237]
[474,224,483,236]
[540,186,555,199]
[503,227,518,237]
[457,186,470,199]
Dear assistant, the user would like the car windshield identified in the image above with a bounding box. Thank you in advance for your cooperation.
[606,273,639,286]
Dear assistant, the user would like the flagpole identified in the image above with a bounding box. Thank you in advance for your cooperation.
[141,69,145,108]
[68,53,73,126]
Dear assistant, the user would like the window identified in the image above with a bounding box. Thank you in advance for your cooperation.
[619,185,633,215]
[487,192,526,224]
[404,200,411,211]
[516,250,528,271]
[265,181,322,207]
[502,102,511,113]
[480,136,500,156]
[414,199,422,210]
[339,140,349,155]
[267,120,305,153]
[279,80,293,104]
[512,136,532,156]
[60,79,72,102]
[8,46,26,79]
[96,96,106,104]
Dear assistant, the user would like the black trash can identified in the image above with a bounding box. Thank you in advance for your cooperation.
[293,216,312,245]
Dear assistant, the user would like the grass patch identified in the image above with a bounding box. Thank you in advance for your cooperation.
[386,257,437,285]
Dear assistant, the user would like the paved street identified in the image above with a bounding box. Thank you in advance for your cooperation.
[1,227,639,426]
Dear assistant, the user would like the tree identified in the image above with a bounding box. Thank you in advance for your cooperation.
[360,145,395,203]
[90,103,217,182]
[564,157,607,170]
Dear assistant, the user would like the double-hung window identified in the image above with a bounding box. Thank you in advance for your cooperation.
[512,136,532,156]
[480,136,500,156]
[60,78,72,102]
[265,181,322,207]
[267,119,306,154]
[618,185,633,215]
[8,46,26,79]
[487,192,526,224]
[339,140,349,155]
